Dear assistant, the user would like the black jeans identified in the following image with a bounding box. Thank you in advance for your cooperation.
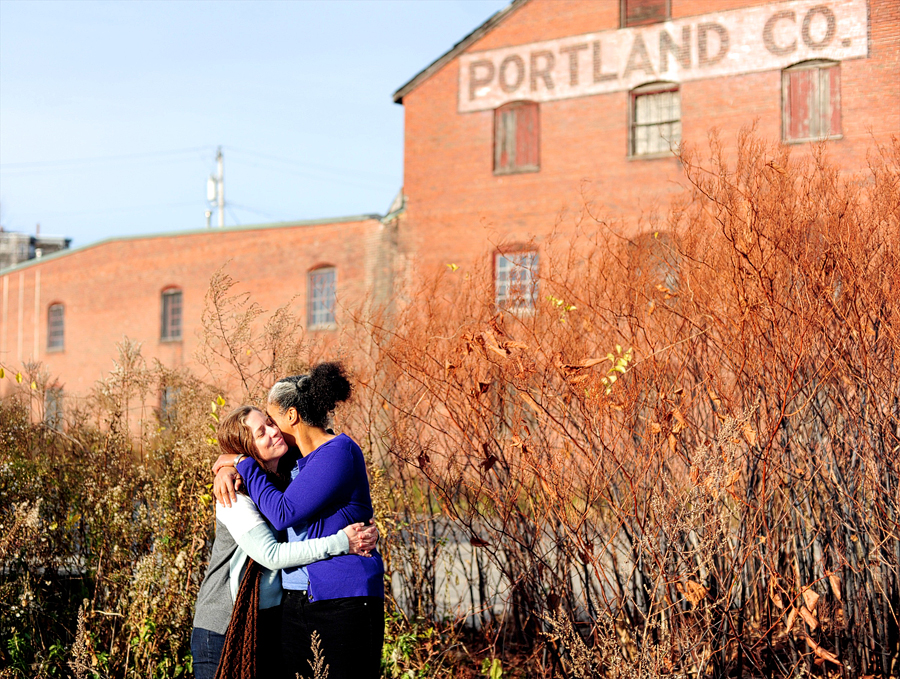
[281,591,384,679]
[190,606,282,679]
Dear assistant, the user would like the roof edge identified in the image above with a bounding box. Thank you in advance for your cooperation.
[0,213,383,275]
[392,0,530,105]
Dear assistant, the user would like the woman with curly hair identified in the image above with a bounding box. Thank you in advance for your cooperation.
[214,362,384,679]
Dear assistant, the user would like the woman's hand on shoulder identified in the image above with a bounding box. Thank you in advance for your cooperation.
[343,519,379,557]
[212,452,240,475]
[213,467,243,508]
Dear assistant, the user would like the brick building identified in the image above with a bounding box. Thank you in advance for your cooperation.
[0,215,387,406]
[391,0,898,285]
[0,0,897,417]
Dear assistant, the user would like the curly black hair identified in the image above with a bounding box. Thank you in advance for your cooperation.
[267,361,352,429]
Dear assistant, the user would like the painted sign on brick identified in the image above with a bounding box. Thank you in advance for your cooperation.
[458,0,867,112]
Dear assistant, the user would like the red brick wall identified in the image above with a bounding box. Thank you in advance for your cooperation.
[399,0,900,279]
[0,217,383,403]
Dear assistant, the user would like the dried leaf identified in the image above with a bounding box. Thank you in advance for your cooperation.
[785,607,797,632]
[680,580,708,606]
[771,590,784,609]
[798,605,819,630]
[742,423,757,445]
[828,573,841,601]
[671,408,686,434]
[649,422,662,434]
[805,636,841,666]
[481,330,508,358]
[725,469,741,488]
[802,587,820,612]
[668,433,677,454]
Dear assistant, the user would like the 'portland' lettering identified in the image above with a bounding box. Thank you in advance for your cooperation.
[458,0,866,112]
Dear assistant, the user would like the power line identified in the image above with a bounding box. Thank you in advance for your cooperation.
[0,146,215,171]
[227,146,396,183]
[10,200,202,218]
[228,201,278,220]
[228,156,396,193]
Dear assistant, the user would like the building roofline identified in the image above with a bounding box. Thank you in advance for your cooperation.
[0,213,383,275]
[392,0,529,105]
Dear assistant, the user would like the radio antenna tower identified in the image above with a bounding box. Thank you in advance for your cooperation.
[206,146,225,228]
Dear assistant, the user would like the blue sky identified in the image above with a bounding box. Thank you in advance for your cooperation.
[0,0,508,247]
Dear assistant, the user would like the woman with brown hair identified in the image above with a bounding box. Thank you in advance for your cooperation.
[191,405,378,679]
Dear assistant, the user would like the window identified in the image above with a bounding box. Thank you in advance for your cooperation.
[47,303,64,351]
[45,387,64,429]
[631,84,681,157]
[495,251,538,312]
[782,61,841,143]
[308,267,336,329]
[621,0,669,27]
[161,288,182,341]
[159,386,179,426]
[494,101,539,175]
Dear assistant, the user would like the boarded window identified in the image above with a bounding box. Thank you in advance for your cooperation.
[494,101,539,174]
[161,289,182,341]
[47,303,64,351]
[45,387,64,429]
[783,61,841,142]
[308,267,336,329]
[622,0,669,27]
[631,85,681,157]
[496,251,538,311]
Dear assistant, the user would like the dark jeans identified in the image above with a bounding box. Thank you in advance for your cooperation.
[281,591,384,679]
[190,627,225,679]
[191,607,283,679]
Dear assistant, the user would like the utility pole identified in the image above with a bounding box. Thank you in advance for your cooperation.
[207,146,225,228]
[216,146,224,228]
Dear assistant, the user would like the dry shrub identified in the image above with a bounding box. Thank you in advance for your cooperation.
[349,132,900,677]
[1,132,897,678]
[0,343,223,678]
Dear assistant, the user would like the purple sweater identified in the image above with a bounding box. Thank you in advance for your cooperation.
[237,433,384,601]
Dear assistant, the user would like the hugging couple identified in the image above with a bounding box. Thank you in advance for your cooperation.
[191,362,384,679]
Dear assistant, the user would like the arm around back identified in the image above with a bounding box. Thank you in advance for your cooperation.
[216,494,349,570]
[236,436,355,531]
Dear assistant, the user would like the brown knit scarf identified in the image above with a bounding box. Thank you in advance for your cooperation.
[214,558,262,679]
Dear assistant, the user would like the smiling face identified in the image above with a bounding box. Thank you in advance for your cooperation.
[266,403,298,447]
[243,408,288,472]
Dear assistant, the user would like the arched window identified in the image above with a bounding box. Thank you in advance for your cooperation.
[307,266,336,329]
[494,101,539,174]
[630,82,681,157]
[160,287,183,341]
[47,303,64,351]
[782,60,841,143]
